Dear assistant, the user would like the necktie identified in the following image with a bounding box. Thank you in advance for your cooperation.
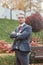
[18,26,22,30]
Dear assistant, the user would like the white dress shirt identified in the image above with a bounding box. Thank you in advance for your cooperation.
[19,22,25,27]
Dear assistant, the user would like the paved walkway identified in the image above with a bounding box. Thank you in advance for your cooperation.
[30,63,43,65]
[0,53,15,57]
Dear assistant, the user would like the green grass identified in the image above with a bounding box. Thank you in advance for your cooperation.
[0,19,18,43]
[32,31,43,39]
[0,18,43,44]
[0,55,16,65]
[0,53,42,64]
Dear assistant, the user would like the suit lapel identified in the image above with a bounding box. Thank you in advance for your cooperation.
[19,23,26,33]
[15,23,26,33]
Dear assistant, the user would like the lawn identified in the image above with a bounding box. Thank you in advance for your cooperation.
[0,18,43,44]
[0,19,18,43]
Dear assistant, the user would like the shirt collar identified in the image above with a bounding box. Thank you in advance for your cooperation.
[20,22,25,27]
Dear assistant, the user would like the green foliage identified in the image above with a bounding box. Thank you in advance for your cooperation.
[0,19,18,43]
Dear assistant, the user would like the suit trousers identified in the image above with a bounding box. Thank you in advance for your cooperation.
[15,50,29,65]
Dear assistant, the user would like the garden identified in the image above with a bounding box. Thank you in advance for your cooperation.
[0,12,43,65]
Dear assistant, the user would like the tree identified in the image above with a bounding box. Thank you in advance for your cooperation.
[0,0,43,19]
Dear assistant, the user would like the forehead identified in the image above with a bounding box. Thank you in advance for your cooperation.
[18,13,25,18]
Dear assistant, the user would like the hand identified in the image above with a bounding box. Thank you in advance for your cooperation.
[12,31,16,34]
[17,32,21,35]
[6,50,13,53]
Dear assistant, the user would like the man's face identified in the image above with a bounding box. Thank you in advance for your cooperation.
[18,14,25,24]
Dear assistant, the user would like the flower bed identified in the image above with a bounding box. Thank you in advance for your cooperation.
[30,37,43,46]
[0,40,12,53]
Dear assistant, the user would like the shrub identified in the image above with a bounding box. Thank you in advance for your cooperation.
[25,12,43,32]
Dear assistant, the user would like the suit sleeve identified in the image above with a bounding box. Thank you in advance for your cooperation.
[10,26,32,39]
[10,29,17,38]
[16,26,32,40]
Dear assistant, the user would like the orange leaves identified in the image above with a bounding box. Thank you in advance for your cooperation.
[18,3,24,10]
[30,41,38,46]
[0,40,12,53]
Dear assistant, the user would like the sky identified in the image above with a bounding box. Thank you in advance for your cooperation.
[0,6,43,20]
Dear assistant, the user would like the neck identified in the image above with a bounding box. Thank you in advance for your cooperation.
[20,22,25,24]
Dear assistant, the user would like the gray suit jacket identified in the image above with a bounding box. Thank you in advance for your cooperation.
[10,23,32,53]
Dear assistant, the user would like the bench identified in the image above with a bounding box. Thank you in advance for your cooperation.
[30,46,43,63]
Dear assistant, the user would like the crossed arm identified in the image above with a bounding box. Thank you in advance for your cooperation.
[10,26,32,40]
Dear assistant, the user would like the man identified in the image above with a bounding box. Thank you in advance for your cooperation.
[10,13,32,65]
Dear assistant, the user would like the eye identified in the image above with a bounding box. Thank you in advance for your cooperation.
[18,17,24,19]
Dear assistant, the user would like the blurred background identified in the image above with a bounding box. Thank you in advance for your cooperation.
[0,0,43,20]
[0,0,43,43]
